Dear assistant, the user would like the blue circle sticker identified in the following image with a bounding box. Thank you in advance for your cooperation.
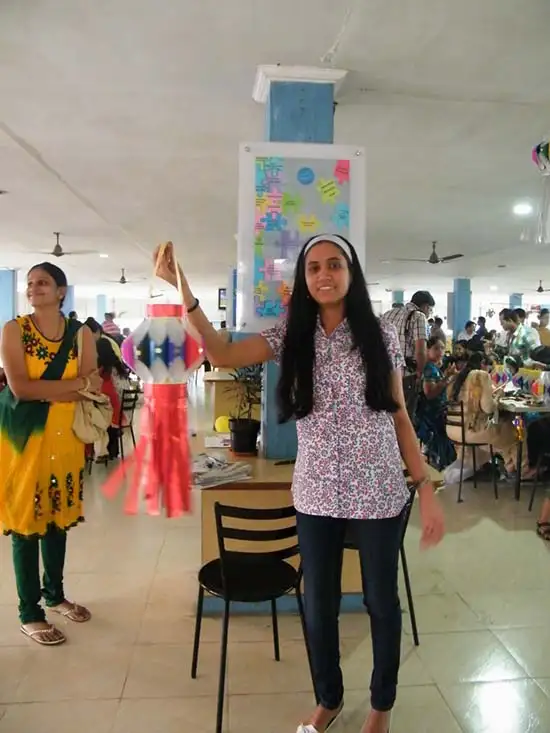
[297,167,315,185]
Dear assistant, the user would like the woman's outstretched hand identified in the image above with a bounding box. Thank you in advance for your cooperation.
[418,489,445,549]
[153,241,180,287]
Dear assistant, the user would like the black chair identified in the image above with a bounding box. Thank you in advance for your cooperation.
[446,401,498,503]
[117,389,140,460]
[343,472,419,646]
[191,503,312,733]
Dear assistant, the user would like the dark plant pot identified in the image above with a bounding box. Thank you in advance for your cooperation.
[229,418,261,456]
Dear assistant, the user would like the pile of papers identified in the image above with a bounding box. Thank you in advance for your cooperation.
[192,452,252,489]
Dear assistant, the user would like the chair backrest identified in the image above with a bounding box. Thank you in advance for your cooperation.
[214,502,299,569]
[119,389,140,426]
[445,401,466,444]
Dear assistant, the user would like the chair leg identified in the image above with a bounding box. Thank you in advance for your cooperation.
[130,425,137,449]
[119,430,125,461]
[271,598,280,661]
[400,545,419,647]
[457,447,465,503]
[215,600,230,733]
[191,586,204,679]
[529,456,543,512]
[295,584,317,704]
[490,445,499,500]
[472,446,478,488]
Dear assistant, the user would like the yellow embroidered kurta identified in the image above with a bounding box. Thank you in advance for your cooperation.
[0,316,85,536]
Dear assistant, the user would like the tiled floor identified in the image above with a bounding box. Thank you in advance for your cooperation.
[1,396,550,731]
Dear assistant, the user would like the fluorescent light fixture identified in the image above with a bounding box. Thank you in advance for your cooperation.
[513,201,533,217]
[274,258,285,264]
[99,253,109,258]
[380,260,391,265]
[490,285,498,291]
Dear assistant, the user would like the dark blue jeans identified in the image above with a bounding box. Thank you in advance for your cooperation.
[296,511,404,712]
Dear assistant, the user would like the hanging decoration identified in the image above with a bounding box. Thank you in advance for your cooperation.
[102,245,204,517]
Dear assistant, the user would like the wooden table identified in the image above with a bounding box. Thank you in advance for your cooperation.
[195,435,443,614]
[203,371,260,426]
[499,400,550,500]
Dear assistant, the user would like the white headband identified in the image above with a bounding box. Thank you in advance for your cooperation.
[303,234,353,263]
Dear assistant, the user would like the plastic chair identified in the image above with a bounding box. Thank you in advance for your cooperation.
[191,502,312,733]
[446,401,498,503]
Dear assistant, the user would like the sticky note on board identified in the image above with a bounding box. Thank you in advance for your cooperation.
[317,178,340,204]
[282,192,302,216]
[334,160,350,185]
[298,214,319,233]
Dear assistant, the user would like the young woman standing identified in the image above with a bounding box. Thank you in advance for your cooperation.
[156,236,444,733]
[0,263,101,645]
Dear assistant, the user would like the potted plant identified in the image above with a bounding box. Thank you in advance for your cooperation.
[226,363,263,455]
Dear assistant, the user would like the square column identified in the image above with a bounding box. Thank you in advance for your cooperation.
[453,278,471,339]
[0,270,17,326]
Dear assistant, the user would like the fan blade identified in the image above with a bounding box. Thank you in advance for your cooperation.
[59,250,97,256]
[389,258,429,263]
[440,254,464,262]
[366,281,380,286]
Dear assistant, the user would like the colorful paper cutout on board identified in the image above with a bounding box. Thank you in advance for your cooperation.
[282,192,302,216]
[260,211,288,232]
[297,167,315,185]
[317,178,340,204]
[298,214,320,233]
[334,160,350,185]
[252,156,351,319]
[332,203,350,230]
[255,193,269,214]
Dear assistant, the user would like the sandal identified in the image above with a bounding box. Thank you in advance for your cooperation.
[536,522,550,541]
[21,623,66,646]
[49,601,91,623]
[297,703,344,733]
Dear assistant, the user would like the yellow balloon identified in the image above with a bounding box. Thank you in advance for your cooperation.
[215,415,230,433]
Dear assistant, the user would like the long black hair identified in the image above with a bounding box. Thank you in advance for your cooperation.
[96,336,129,379]
[28,262,68,308]
[451,352,485,402]
[276,235,398,422]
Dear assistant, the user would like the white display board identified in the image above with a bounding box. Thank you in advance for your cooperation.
[236,142,366,332]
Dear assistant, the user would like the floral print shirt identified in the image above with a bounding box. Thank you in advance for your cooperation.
[261,318,409,520]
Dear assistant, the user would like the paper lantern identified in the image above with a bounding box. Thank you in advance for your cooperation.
[102,303,204,517]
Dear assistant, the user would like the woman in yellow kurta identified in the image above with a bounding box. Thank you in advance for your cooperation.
[0,262,101,645]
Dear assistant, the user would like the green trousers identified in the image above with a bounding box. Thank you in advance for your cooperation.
[11,525,67,624]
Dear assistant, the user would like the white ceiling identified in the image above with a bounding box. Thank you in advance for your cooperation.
[1,0,550,297]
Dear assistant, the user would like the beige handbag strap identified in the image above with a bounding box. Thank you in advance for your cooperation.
[76,326,84,376]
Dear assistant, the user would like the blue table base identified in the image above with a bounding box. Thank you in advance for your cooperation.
[202,592,364,615]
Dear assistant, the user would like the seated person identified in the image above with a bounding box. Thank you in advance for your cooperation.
[415,337,457,470]
[447,352,524,474]
[95,337,132,461]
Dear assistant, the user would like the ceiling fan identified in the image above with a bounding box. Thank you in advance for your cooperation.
[536,280,550,293]
[366,281,380,286]
[385,241,464,265]
[34,232,97,258]
[107,268,147,285]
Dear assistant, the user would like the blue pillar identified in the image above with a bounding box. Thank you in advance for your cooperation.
[452,278,471,340]
[391,290,404,305]
[266,82,334,143]
[0,270,17,326]
[62,285,75,317]
[261,81,335,460]
[96,294,107,323]
[509,293,523,309]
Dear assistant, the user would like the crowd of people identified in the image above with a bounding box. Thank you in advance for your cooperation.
[383,297,550,538]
